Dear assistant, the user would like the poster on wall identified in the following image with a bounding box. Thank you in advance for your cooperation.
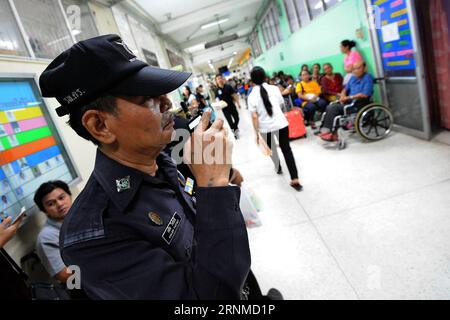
[372,0,417,77]
[142,48,160,67]
[0,78,77,223]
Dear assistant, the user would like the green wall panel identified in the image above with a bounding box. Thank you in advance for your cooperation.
[255,0,375,75]
[254,0,380,99]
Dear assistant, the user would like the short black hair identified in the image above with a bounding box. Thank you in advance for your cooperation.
[34,180,72,213]
[215,74,223,79]
[67,95,117,145]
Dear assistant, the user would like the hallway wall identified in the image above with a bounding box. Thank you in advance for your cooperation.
[254,0,377,79]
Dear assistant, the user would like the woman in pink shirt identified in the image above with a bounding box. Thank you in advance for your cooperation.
[341,40,363,85]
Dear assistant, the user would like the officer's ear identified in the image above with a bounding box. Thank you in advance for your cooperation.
[82,110,117,145]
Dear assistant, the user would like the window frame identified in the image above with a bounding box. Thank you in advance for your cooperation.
[282,0,343,35]
[260,3,283,50]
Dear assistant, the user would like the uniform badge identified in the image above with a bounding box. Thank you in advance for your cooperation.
[184,177,194,195]
[148,212,163,226]
[116,176,130,193]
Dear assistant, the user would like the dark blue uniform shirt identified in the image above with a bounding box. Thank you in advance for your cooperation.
[60,149,251,299]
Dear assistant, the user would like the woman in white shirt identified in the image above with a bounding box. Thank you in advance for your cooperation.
[183,86,199,116]
[248,67,303,191]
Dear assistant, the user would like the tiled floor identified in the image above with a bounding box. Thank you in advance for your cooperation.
[230,105,450,300]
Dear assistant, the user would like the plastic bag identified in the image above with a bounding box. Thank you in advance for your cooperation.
[240,186,262,228]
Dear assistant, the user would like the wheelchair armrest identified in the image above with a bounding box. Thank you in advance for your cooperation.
[343,101,357,116]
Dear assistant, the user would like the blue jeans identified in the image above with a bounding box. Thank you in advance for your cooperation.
[303,98,328,122]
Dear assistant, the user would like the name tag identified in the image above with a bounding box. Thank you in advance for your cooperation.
[162,212,182,245]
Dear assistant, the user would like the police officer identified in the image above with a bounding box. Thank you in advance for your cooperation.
[39,34,251,299]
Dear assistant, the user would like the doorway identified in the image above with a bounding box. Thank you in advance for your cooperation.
[366,0,432,140]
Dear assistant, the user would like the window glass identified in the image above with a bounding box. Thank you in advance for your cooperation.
[306,0,325,20]
[61,0,99,42]
[294,0,311,27]
[13,0,74,59]
[324,0,342,10]
[283,0,300,33]
[0,1,29,57]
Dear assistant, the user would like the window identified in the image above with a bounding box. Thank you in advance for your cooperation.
[250,32,262,58]
[127,15,163,67]
[111,6,140,58]
[0,1,29,57]
[324,0,342,10]
[306,0,325,19]
[61,0,99,42]
[261,5,282,50]
[13,0,74,59]
[283,0,300,33]
[294,0,311,27]
[283,0,342,34]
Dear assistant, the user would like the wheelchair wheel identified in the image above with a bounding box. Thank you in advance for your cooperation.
[355,103,394,141]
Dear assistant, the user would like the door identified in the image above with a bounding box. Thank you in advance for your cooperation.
[366,0,431,139]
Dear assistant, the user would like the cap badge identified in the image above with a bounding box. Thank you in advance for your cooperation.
[116,176,131,193]
[114,40,137,61]
[148,212,163,226]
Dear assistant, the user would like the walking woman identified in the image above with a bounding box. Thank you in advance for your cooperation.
[248,66,303,191]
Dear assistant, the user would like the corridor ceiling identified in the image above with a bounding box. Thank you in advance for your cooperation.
[134,0,268,72]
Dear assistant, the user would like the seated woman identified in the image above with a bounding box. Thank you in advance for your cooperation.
[320,63,344,103]
[281,75,298,110]
[296,70,328,129]
[319,61,374,142]
[312,63,323,83]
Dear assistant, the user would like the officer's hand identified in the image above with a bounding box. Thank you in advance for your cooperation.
[184,110,232,187]
[0,216,22,248]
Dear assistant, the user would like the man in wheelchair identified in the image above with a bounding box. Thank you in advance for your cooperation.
[319,61,374,142]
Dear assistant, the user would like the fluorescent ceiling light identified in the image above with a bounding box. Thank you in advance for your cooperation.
[185,43,205,53]
[72,29,81,36]
[201,18,229,30]
[228,57,234,69]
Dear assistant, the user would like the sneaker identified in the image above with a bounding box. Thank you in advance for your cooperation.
[290,182,303,192]
[320,133,338,142]
[234,129,240,139]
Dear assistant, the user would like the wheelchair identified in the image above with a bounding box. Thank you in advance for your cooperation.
[319,85,394,150]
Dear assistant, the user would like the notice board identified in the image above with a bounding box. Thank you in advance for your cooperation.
[0,77,77,223]
[372,0,417,77]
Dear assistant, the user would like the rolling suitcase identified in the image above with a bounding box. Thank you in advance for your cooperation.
[284,108,307,140]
